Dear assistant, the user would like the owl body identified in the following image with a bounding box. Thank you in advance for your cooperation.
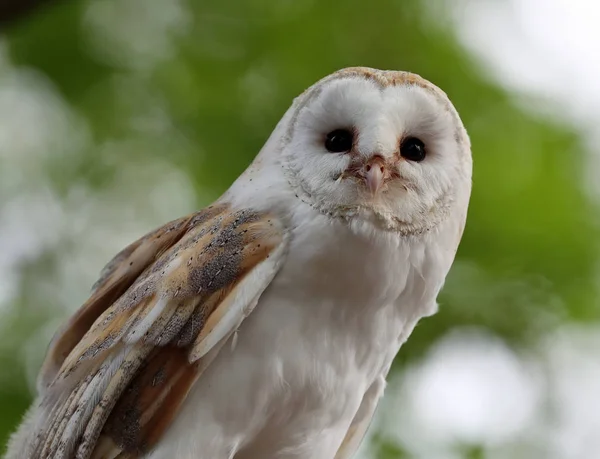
[6,67,471,459]
[149,198,450,459]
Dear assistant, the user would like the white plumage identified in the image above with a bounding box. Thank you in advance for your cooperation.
[6,67,471,459]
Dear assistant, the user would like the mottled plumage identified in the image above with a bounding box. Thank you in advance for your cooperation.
[12,207,286,459]
[7,67,472,459]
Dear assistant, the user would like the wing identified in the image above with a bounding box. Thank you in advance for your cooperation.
[26,204,288,459]
[334,371,387,459]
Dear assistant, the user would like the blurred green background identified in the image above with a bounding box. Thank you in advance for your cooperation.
[1,0,599,458]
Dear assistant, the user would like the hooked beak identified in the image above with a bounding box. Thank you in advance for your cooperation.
[361,156,387,195]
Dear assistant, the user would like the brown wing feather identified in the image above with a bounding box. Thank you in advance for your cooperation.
[37,211,202,392]
[100,344,199,457]
[26,204,286,459]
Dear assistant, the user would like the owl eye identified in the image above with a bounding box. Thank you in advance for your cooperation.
[400,137,426,162]
[325,129,353,153]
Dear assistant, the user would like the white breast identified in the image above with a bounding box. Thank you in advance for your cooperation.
[148,203,446,459]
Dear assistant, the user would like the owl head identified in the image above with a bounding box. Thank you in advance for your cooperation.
[233,67,472,236]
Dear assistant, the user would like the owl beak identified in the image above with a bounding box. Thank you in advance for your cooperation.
[362,157,387,195]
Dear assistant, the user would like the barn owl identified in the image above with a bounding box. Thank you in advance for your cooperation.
[6,67,472,459]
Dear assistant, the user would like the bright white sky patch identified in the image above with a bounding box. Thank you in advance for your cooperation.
[446,0,600,125]
[369,325,600,458]
[375,329,540,457]
[538,325,600,459]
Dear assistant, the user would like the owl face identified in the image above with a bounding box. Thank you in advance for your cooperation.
[281,68,472,233]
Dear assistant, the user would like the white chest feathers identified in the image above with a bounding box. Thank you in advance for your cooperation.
[149,209,445,459]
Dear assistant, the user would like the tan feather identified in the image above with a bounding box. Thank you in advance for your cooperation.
[27,204,287,459]
[38,213,197,392]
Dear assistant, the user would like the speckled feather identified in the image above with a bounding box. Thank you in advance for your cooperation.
[24,205,286,459]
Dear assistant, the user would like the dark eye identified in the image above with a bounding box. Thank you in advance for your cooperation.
[325,129,353,153]
[400,137,426,162]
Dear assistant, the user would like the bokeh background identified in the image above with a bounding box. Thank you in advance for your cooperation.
[1,0,600,457]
